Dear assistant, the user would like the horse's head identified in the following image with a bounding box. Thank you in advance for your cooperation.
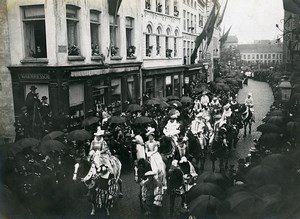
[134,158,151,183]
[167,167,183,190]
[159,135,174,154]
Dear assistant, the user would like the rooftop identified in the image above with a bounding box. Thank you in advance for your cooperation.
[238,43,283,53]
[225,35,238,43]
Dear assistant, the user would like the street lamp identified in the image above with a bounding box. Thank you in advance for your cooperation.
[277,77,293,109]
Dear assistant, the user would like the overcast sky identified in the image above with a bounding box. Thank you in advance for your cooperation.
[221,0,284,44]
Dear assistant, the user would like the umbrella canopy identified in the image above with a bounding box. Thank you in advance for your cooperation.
[268,110,284,116]
[169,100,182,107]
[16,138,40,149]
[160,101,170,108]
[67,129,92,141]
[167,95,180,100]
[256,123,282,134]
[192,87,204,94]
[144,98,161,105]
[39,140,65,155]
[155,96,168,102]
[261,154,295,172]
[258,133,282,148]
[186,182,224,203]
[226,191,264,218]
[266,116,286,126]
[108,116,126,124]
[197,172,231,189]
[0,143,22,159]
[188,195,225,218]
[245,165,279,186]
[133,116,152,124]
[126,104,143,112]
[81,116,100,127]
[286,121,300,135]
[42,131,64,141]
[180,96,193,104]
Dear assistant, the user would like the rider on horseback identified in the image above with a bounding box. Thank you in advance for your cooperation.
[245,92,255,122]
[190,112,211,150]
[163,113,181,146]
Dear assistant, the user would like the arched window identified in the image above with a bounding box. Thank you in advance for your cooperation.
[156,26,162,55]
[146,25,153,56]
[174,30,179,57]
[166,28,171,57]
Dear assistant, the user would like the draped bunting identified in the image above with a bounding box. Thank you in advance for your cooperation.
[216,0,228,27]
[108,0,123,15]
[219,26,232,48]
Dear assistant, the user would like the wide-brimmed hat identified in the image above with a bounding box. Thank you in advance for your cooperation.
[179,156,188,163]
[196,112,203,118]
[170,114,178,119]
[171,160,178,167]
[202,90,209,95]
[94,126,105,136]
[30,85,37,90]
[145,171,156,177]
[248,92,252,96]
[213,96,218,100]
[41,96,48,100]
[146,127,155,137]
[98,164,109,177]
[214,114,222,120]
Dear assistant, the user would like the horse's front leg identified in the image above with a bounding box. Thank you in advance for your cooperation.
[243,124,247,137]
[90,203,95,215]
[170,191,176,218]
[118,178,123,197]
[249,122,252,134]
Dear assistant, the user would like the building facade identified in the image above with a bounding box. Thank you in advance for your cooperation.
[239,42,283,66]
[7,0,143,132]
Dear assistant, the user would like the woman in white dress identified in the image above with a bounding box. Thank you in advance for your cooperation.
[132,129,146,160]
[144,127,166,188]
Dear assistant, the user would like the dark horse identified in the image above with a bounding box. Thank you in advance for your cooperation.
[238,104,253,137]
[159,135,176,170]
[186,130,206,173]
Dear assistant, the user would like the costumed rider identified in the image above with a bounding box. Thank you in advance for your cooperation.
[210,96,222,110]
[245,92,255,122]
[141,171,164,216]
[221,103,233,126]
[230,94,239,112]
[163,112,181,147]
[145,127,167,189]
[190,112,212,150]
[200,90,210,108]
[193,96,202,113]
[178,156,198,192]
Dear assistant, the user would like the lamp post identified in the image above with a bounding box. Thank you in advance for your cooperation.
[277,77,293,110]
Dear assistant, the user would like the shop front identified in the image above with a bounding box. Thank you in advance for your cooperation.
[142,66,185,102]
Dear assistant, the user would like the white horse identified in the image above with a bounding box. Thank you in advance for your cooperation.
[73,151,122,215]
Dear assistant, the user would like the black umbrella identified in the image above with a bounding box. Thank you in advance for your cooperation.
[42,131,64,141]
[167,95,180,101]
[186,183,224,203]
[39,140,65,155]
[144,98,161,105]
[256,124,282,134]
[197,172,231,189]
[126,104,143,112]
[261,154,295,172]
[67,129,92,141]
[82,116,100,127]
[133,116,152,124]
[180,96,193,104]
[108,116,126,124]
[245,165,279,186]
[16,138,40,149]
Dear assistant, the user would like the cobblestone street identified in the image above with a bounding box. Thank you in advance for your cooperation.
[67,79,274,219]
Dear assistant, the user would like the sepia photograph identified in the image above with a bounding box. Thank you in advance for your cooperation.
[0,0,299,218]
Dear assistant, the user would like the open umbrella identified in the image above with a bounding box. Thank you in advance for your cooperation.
[286,121,300,135]
[133,116,152,124]
[226,191,264,218]
[169,100,182,107]
[82,116,100,127]
[245,165,279,186]
[108,116,126,124]
[0,143,22,159]
[261,154,295,172]
[266,116,286,126]
[126,104,142,112]
[188,195,226,218]
[42,131,64,141]
[16,138,40,149]
[39,140,65,155]
[144,98,161,105]
[186,182,224,203]
[160,101,169,108]
[167,95,180,101]
[258,133,282,148]
[155,96,168,102]
[196,172,231,189]
[256,124,282,134]
[67,129,92,141]
[180,96,193,104]
[268,110,284,116]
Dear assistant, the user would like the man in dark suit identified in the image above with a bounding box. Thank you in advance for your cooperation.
[40,96,50,123]
[18,106,31,137]
[25,85,39,117]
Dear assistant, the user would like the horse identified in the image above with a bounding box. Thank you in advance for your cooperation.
[159,135,176,169]
[186,130,207,173]
[73,152,122,216]
[226,111,243,150]
[209,124,230,172]
[238,104,253,137]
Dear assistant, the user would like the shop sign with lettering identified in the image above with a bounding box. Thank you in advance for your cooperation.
[71,70,102,77]
[18,73,50,80]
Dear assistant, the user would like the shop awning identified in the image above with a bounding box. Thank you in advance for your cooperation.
[94,85,109,89]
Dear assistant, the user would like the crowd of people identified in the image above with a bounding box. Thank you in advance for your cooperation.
[2,66,300,218]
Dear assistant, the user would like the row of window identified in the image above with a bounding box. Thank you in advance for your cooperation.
[145,25,179,57]
[242,53,283,60]
[183,0,198,9]
[145,0,179,17]
[183,10,200,33]
[246,60,282,64]
[183,40,195,64]
[22,5,135,59]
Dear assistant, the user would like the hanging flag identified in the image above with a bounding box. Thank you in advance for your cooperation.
[283,0,300,14]
[205,6,220,49]
[190,5,216,64]
[219,26,232,48]
[216,0,228,27]
[108,0,123,15]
